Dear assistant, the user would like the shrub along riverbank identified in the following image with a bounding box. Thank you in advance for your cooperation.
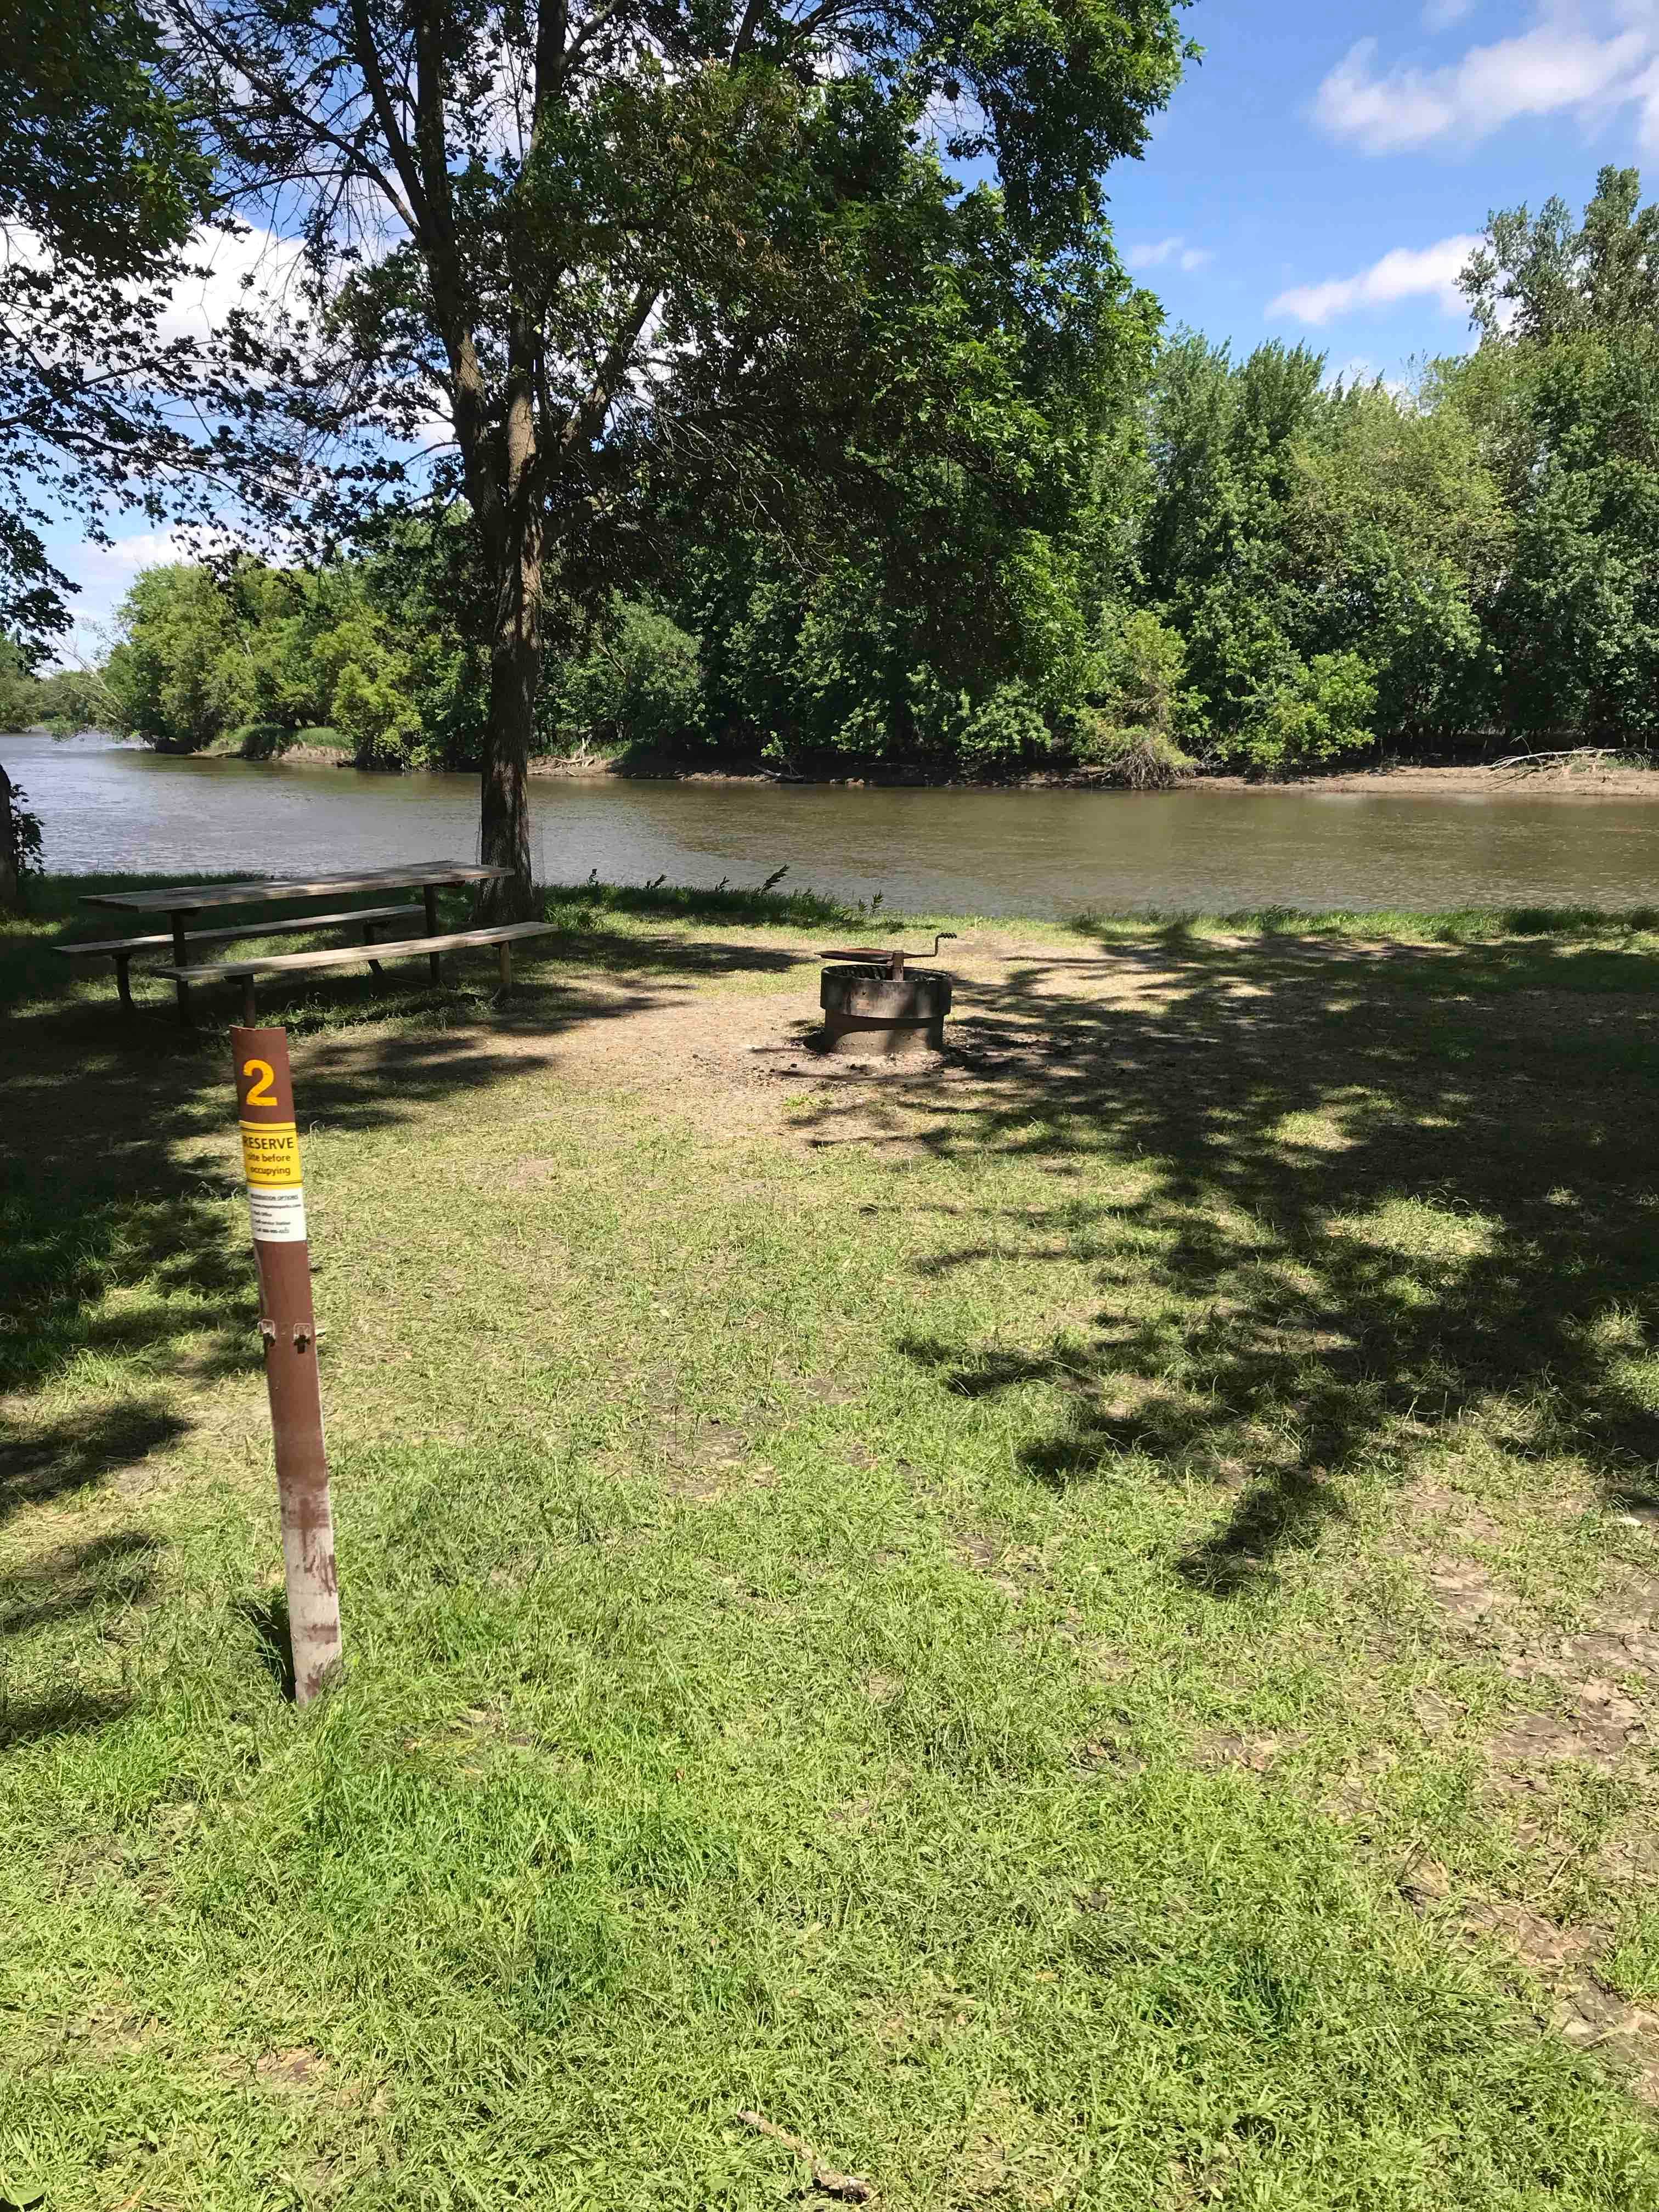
[7,879,1659,2204]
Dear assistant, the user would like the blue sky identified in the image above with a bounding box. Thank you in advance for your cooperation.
[1108,0,1659,380]
[46,0,1659,650]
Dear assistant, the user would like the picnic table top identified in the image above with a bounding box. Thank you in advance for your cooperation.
[82,861,513,915]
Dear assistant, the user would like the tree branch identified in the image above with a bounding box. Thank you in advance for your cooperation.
[533,0,568,127]
[730,0,768,61]
[347,0,431,234]
[563,0,629,75]
[172,1,419,234]
[558,278,661,459]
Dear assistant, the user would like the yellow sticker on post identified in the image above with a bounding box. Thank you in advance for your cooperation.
[241,1119,307,1240]
[241,1120,302,1189]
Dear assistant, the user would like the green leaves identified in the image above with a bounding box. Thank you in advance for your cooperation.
[1462,164,1659,348]
[1450,169,1659,742]
[137,0,1193,879]
[0,0,210,279]
[0,0,227,648]
[100,531,490,769]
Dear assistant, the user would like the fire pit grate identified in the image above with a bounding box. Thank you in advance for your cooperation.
[816,933,956,980]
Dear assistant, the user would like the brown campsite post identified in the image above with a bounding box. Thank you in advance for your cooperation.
[232,1025,342,1701]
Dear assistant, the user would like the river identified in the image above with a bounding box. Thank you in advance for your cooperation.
[10,729,1659,919]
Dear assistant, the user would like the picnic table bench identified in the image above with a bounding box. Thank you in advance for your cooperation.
[66,862,554,1024]
[163,919,556,1025]
[58,903,425,1008]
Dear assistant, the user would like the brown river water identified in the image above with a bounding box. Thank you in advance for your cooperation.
[10,730,1659,919]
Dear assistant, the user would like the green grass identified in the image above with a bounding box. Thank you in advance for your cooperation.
[6,874,1659,2206]
[202,724,355,761]
[1071,900,1659,941]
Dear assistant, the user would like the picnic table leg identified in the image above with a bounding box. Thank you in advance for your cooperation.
[497,941,512,998]
[422,886,442,986]
[362,918,385,982]
[170,913,194,1027]
[241,974,258,1026]
[115,951,133,1014]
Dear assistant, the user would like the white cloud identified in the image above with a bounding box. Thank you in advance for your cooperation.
[155,223,309,348]
[78,529,198,578]
[46,528,206,650]
[1266,233,1483,326]
[1422,0,1476,28]
[1126,234,1214,273]
[4,218,311,361]
[1317,8,1659,154]
[76,524,247,600]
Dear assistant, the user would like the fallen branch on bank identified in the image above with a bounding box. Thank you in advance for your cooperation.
[1487,746,1653,775]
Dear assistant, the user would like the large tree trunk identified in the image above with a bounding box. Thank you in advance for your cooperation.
[0,764,24,918]
[476,505,544,922]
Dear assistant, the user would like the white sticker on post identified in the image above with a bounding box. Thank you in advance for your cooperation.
[249,1185,308,1243]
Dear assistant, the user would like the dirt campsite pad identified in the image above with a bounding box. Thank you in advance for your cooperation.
[7,881,1659,2207]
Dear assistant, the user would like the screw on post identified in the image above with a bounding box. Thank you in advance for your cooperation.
[232,1025,342,1703]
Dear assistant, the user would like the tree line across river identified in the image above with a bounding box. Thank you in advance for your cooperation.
[10,168,1658,789]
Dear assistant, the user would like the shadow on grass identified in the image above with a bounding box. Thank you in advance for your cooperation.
[0,1529,161,1639]
[811,921,1659,1594]
[0,1400,187,1532]
[0,1683,134,1753]
[0,872,816,1569]
[234,1590,296,1701]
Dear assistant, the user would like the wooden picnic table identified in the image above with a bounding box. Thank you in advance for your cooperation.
[82,861,512,1019]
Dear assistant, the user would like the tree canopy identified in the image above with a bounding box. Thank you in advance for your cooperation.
[147,0,1192,904]
[0,0,242,656]
[1463,164,1659,347]
[13,57,1659,795]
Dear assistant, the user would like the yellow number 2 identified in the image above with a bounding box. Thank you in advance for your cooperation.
[242,1057,277,1107]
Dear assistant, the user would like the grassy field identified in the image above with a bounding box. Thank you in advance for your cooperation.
[7,874,1659,2209]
